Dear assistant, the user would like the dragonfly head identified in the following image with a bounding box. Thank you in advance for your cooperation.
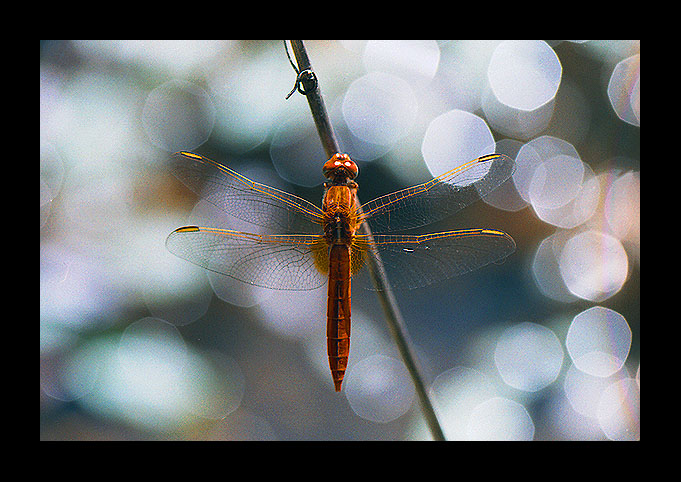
[323,153,359,181]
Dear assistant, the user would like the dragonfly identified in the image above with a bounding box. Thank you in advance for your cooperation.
[166,151,515,391]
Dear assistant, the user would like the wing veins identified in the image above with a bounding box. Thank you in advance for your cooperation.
[170,152,324,232]
[166,226,327,290]
[356,154,513,233]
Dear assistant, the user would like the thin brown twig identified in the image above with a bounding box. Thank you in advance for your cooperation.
[285,40,446,441]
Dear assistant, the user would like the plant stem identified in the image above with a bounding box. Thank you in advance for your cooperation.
[287,40,446,441]
[288,40,340,156]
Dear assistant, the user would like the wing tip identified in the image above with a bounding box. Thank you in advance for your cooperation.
[477,153,513,164]
[481,228,516,249]
[174,151,203,160]
[477,153,501,162]
[171,225,200,234]
[478,153,516,179]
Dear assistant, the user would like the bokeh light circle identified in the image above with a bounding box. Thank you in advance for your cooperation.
[362,40,440,84]
[117,317,188,375]
[494,322,563,392]
[604,171,640,241]
[558,230,628,302]
[487,40,562,111]
[40,329,100,402]
[559,363,639,440]
[142,79,215,152]
[513,135,581,205]
[566,306,632,377]
[531,233,579,303]
[429,366,496,440]
[607,54,640,126]
[269,112,328,187]
[532,161,600,229]
[481,84,556,140]
[528,154,585,210]
[342,71,418,148]
[421,109,494,176]
[466,397,535,441]
[597,377,640,440]
[208,46,299,154]
[184,350,245,421]
[70,317,246,431]
[344,355,415,424]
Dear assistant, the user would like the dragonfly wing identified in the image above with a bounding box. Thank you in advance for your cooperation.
[358,154,514,233]
[355,229,515,290]
[168,152,324,234]
[166,226,329,290]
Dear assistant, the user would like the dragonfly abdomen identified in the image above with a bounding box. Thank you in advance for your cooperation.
[327,243,351,392]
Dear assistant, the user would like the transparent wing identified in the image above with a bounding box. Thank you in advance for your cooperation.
[358,154,514,233]
[166,226,329,290]
[354,229,515,290]
[168,151,325,234]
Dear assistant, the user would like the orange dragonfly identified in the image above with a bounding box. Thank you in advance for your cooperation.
[166,151,515,391]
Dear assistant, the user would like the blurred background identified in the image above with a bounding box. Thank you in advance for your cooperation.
[40,40,640,440]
